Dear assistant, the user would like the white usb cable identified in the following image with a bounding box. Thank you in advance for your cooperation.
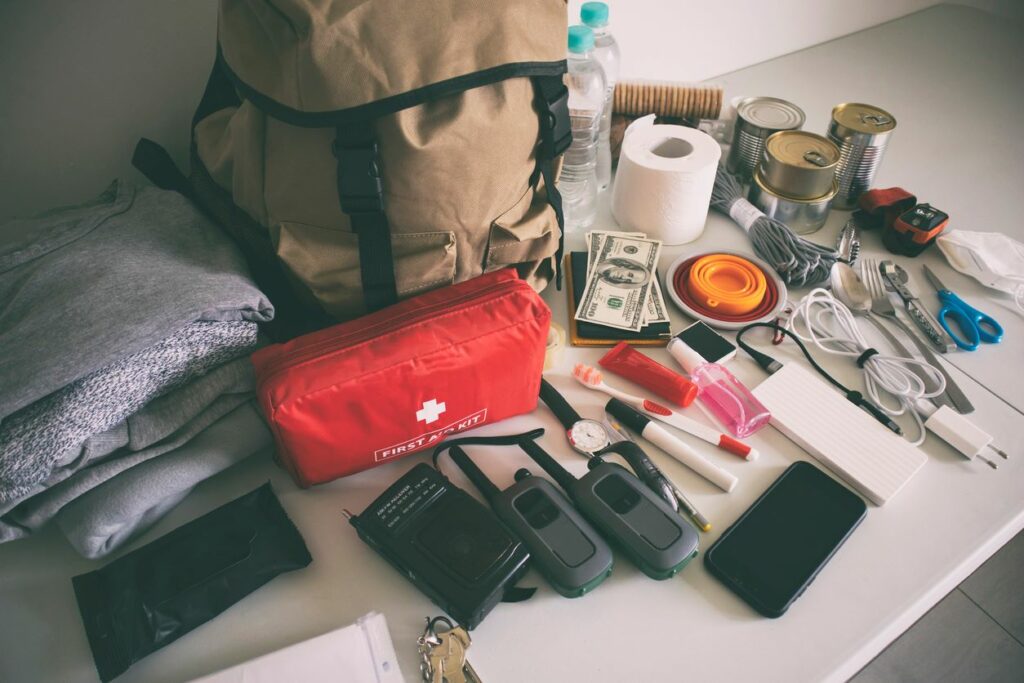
[786,288,946,446]
[785,288,1008,466]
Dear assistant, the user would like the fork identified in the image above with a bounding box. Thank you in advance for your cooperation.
[861,257,974,414]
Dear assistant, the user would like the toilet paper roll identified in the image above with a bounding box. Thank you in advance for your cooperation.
[611,115,722,245]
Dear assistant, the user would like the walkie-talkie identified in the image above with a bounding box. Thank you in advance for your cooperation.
[434,434,613,598]
[517,432,699,580]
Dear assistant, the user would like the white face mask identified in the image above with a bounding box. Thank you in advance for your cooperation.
[937,230,1024,312]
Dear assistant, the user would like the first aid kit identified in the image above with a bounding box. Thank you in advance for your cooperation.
[252,269,551,487]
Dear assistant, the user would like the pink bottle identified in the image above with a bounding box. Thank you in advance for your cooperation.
[667,338,771,438]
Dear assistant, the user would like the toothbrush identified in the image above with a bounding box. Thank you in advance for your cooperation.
[573,363,758,461]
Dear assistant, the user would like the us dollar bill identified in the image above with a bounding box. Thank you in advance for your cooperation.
[586,230,669,326]
[575,233,662,332]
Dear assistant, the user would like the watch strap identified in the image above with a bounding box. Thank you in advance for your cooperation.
[539,378,583,428]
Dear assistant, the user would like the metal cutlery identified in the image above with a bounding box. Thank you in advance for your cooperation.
[879,260,957,353]
[861,257,974,414]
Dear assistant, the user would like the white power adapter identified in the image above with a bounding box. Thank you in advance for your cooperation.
[918,402,1009,469]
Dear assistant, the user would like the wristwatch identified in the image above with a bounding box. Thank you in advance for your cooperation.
[539,378,611,455]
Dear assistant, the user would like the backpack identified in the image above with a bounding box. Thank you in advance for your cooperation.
[134,0,570,337]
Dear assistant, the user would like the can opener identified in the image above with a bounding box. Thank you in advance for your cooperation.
[835,219,861,265]
[880,260,957,353]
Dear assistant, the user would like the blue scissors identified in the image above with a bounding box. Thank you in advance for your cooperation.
[922,265,1003,351]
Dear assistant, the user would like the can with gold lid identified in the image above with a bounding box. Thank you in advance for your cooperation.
[748,169,836,235]
[760,131,840,200]
[828,102,897,209]
[726,97,805,181]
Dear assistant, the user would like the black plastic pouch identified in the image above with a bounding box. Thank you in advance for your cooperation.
[72,483,311,682]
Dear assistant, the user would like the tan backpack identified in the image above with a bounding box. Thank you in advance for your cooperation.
[134,0,570,336]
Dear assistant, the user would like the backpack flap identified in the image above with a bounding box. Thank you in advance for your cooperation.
[218,0,568,122]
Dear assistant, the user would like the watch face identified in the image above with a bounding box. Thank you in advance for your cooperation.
[568,419,610,454]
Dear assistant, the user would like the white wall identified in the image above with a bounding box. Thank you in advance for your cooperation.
[1,1,1020,222]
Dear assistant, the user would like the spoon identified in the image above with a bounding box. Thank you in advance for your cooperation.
[829,262,871,312]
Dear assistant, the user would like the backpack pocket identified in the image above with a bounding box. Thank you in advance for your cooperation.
[486,185,558,288]
[277,221,456,320]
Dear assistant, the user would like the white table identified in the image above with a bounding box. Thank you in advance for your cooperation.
[1,5,1022,683]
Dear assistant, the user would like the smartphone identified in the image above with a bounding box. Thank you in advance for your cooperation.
[704,461,866,618]
[674,321,736,364]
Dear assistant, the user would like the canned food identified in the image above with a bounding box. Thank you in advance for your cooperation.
[760,131,840,200]
[748,169,836,235]
[726,97,805,181]
[828,102,897,210]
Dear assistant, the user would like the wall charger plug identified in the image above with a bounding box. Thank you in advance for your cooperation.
[919,402,1009,469]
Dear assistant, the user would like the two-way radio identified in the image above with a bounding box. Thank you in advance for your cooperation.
[433,431,613,598]
[517,431,699,580]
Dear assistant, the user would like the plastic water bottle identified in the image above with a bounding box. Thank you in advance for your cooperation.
[560,25,605,232]
[581,2,620,192]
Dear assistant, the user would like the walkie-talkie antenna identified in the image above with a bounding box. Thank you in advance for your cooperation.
[517,434,579,492]
[445,446,501,503]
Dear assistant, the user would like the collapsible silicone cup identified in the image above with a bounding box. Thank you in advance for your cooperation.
[686,254,767,315]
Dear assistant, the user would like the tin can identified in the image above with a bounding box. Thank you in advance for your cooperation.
[828,103,897,210]
[726,97,805,181]
[760,131,840,200]
[748,169,836,235]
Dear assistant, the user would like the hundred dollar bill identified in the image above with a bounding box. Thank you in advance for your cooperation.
[586,230,645,277]
[575,233,661,332]
[587,230,669,326]
[646,273,671,324]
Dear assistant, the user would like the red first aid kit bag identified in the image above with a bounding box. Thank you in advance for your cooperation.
[251,269,551,487]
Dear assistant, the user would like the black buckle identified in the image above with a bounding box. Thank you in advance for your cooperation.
[539,86,571,160]
[332,141,384,214]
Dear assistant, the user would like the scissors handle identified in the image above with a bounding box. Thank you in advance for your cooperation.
[936,290,1004,351]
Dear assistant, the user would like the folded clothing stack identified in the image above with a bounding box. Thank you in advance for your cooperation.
[0,181,275,558]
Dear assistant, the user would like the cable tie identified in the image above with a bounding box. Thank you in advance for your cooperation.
[856,348,880,368]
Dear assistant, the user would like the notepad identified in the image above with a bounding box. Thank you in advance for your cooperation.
[191,611,403,683]
[752,362,927,506]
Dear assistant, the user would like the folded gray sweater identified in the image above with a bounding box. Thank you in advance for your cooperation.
[0,181,273,422]
[0,320,258,504]
[56,401,271,559]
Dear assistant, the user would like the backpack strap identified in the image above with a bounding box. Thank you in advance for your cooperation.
[192,54,242,128]
[333,122,399,312]
[531,75,571,289]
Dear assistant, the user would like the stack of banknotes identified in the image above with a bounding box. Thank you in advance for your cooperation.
[576,231,669,332]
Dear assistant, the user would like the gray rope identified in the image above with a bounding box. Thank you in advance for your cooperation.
[710,166,837,287]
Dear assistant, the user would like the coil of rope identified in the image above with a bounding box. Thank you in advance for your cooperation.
[710,166,838,287]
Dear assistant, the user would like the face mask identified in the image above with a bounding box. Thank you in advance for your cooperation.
[936,230,1024,312]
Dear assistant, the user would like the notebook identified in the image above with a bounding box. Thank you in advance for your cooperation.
[752,362,928,506]
[191,612,403,683]
[567,251,671,347]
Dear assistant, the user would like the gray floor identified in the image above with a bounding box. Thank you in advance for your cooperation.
[852,530,1024,682]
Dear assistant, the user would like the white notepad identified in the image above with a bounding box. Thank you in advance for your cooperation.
[191,611,404,683]
[752,363,928,505]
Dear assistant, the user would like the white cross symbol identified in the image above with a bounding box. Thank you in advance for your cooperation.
[416,398,447,425]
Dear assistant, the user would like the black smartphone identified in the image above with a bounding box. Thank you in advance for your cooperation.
[704,462,866,618]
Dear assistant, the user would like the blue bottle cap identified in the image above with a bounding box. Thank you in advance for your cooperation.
[568,25,595,53]
[581,2,609,28]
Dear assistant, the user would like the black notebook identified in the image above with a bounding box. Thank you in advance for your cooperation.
[566,251,671,347]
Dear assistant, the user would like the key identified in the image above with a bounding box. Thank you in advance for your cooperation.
[435,631,467,683]
[444,626,483,683]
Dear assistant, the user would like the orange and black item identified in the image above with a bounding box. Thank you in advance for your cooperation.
[854,187,948,256]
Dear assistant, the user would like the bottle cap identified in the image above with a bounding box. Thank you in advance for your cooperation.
[567,25,595,53]
[667,338,705,375]
[581,2,609,28]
